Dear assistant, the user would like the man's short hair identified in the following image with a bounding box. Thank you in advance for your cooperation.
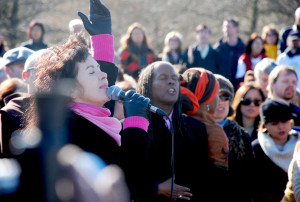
[224,17,239,27]
[267,65,298,97]
[24,49,52,72]
[195,24,210,33]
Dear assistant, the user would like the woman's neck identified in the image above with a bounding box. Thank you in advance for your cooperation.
[243,117,255,133]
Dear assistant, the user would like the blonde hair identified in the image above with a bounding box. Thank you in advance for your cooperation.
[162,31,182,54]
[261,24,279,44]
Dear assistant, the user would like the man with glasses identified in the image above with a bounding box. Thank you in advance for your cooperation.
[267,65,300,129]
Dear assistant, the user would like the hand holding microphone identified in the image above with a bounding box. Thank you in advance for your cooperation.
[107,86,166,118]
[122,90,150,119]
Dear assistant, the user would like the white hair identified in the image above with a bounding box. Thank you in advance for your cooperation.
[295,7,300,17]
[69,19,84,33]
[254,58,277,79]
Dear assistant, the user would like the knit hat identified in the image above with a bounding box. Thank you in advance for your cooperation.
[215,74,234,116]
[214,74,234,101]
[260,99,296,124]
[181,68,219,114]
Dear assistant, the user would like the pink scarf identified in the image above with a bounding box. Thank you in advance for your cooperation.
[70,102,122,146]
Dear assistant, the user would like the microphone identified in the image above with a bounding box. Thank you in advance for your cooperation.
[107,85,166,116]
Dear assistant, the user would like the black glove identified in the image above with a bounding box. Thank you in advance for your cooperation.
[123,90,150,119]
[78,0,112,35]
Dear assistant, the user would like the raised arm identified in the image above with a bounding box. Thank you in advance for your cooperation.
[78,0,118,86]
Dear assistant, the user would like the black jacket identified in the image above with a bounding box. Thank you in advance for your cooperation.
[223,119,254,202]
[0,92,31,157]
[252,139,288,202]
[182,44,220,74]
[214,38,245,88]
[123,112,211,201]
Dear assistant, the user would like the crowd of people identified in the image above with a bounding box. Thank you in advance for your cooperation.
[1,0,300,201]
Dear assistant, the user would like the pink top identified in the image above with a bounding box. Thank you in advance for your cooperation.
[91,34,114,63]
[123,116,149,132]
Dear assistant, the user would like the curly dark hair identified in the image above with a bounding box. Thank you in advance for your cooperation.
[245,33,265,55]
[23,34,90,129]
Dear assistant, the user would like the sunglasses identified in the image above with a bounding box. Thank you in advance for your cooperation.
[240,98,262,106]
[219,95,231,101]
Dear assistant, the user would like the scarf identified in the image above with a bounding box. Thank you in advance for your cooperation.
[258,130,300,172]
[70,102,122,146]
[192,110,229,169]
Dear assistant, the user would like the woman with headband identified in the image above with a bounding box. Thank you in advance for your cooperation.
[180,67,229,201]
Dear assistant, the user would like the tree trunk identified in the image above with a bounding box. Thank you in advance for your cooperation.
[4,0,19,49]
[250,0,259,34]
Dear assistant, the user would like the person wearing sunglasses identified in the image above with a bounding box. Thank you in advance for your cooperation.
[213,74,254,202]
[230,82,264,141]
[252,99,300,202]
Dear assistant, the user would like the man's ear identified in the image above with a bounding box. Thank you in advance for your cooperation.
[4,66,10,77]
[22,71,29,81]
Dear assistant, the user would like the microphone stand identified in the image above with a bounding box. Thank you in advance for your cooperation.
[159,111,175,202]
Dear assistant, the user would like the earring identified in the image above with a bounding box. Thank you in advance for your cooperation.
[206,104,210,111]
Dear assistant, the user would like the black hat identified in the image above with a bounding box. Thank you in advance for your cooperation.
[260,99,295,123]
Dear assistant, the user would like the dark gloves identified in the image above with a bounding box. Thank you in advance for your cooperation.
[123,90,150,119]
[78,0,112,35]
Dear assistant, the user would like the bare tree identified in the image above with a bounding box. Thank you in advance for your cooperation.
[0,0,298,52]
[0,0,58,49]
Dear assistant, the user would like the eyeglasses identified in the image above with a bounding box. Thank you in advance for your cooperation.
[219,95,231,101]
[240,98,262,106]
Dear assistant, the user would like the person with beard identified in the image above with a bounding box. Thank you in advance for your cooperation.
[267,65,300,130]
[277,31,300,89]
[124,61,210,201]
